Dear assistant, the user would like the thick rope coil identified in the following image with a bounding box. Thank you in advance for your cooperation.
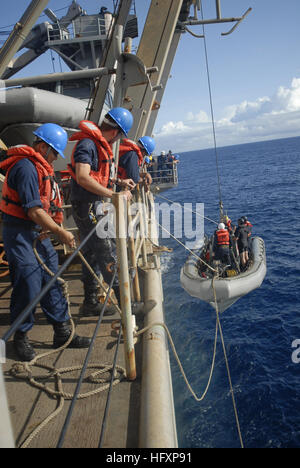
[10,238,125,448]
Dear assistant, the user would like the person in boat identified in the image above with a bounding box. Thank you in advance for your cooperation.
[68,108,133,316]
[223,215,240,267]
[213,222,231,266]
[0,124,92,362]
[234,218,251,269]
[117,136,155,193]
[197,242,211,278]
[224,214,235,235]
[242,216,252,237]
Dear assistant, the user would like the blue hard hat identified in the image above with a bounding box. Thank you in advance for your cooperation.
[107,107,133,137]
[144,156,151,164]
[138,136,156,156]
[33,123,68,158]
[174,154,180,160]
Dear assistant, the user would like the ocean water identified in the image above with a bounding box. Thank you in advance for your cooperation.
[159,136,300,448]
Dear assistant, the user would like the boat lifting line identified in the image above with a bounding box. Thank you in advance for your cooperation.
[147,211,245,448]
[155,193,219,226]
[10,238,125,449]
[10,231,244,448]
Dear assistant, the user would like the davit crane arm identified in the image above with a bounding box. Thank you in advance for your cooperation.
[0,0,85,80]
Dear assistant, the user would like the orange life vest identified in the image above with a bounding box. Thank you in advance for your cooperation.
[68,120,113,188]
[118,139,143,180]
[0,145,63,224]
[225,219,232,232]
[216,229,230,246]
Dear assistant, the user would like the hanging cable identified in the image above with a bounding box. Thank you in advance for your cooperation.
[155,193,219,226]
[200,6,223,220]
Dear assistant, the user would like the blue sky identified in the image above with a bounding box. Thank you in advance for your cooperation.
[1,0,300,152]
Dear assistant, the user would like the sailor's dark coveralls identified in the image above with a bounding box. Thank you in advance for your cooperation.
[117,150,140,188]
[2,159,69,333]
[70,138,119,299]
[235,225,250,252]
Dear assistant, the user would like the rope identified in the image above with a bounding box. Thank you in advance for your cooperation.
[135,284,244,447]
[12,362,125,449]
[147,208,245,447]
[56,267,120,448]
[155,193,219,226]
[212,276,244,448]
[10,239,125,449]
[9,200,243,447]
[200,9,223,215]
[136,319,218,402]
[155,220,217,273]
[77,250,121,316]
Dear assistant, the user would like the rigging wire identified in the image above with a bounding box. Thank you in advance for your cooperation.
[153,213,244,447]
[163,3,244,445]
[56,268,119,449]
[0,6,69,31]
[212,278,245,449]
[200,7,223,220]
[155,193,219,226]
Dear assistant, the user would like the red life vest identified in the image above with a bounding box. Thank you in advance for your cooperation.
[216,229,230,246]
[0,145,63,224]
[118,139,143,180]
[68,120,113,188]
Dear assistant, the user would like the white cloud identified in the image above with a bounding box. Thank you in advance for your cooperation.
[186,110,210,123]
[154,78,300,152]
[159,120,188,134]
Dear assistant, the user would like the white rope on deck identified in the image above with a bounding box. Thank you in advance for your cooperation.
[9,240,125,449]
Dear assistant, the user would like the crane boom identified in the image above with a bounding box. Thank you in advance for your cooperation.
[0,0,50,78]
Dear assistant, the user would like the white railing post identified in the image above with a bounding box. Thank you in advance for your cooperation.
[127,204,141,303]
[113,193,136,381]
[0,363,14,448]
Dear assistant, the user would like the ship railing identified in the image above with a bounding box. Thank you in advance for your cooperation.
[149,163,178,187]
[46,17,109,43]
[0,184,155,447]
[111,185,156,381]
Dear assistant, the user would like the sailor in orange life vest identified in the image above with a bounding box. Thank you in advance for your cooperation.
[0,124,91,362]
[213,222,231,266]
[116,136,156,192]
[68,108,133,316]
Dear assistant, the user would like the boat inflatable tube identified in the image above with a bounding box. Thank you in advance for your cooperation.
[180,236,267,313]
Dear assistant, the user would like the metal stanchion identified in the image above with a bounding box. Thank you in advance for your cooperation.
[112,193,136,381]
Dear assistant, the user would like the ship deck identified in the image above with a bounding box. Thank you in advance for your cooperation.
[0,264,142,449]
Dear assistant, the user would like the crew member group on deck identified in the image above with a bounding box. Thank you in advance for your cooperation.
[0,108,156,362]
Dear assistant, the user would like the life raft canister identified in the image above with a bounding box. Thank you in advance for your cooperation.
[0,145,63,224]
[68,120,114,188]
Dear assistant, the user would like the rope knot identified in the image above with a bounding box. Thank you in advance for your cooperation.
[10,362,32,379]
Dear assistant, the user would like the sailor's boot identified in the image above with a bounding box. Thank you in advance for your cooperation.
[13,330,36,362]
[80,289,115,317]
[53,321,91,349]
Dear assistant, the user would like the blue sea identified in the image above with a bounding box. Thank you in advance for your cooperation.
[159,136,300,448]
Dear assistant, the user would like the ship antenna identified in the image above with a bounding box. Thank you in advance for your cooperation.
[200,8,224,221]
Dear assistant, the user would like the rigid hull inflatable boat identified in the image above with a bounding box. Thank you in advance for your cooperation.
[180,236,267,313]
